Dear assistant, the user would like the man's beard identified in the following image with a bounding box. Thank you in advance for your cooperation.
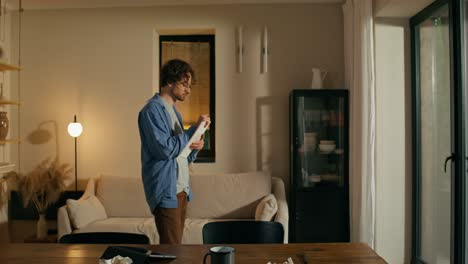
[175,94,186,101]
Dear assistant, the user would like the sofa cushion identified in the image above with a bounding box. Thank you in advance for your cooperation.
[255,194,278,221]
[182,218,245,244]
[75,217,159,244]
[183,218,231,244]
[182,218,212,244]
[96,175,153,217]
[187,172,271,219]
[66,196,107,229]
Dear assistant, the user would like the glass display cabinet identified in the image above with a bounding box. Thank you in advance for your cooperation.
[289,89,350,243]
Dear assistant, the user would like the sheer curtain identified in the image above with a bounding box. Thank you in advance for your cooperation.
[342,0,376,248]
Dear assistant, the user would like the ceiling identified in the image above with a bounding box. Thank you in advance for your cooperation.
[374,0,435,17]
[18,0,344,10]
[16,0,433,18]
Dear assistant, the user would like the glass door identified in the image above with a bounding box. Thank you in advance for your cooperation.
[411,1,452,263]
[461,0,468,262]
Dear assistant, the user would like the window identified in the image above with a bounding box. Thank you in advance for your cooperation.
[159,34,215,162]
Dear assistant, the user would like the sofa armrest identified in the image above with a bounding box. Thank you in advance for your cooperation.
[272,177,289,243]
[58,178,97,240]
[57,205,72,240]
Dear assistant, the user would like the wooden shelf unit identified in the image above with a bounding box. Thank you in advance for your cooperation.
[0,139,20,144]
[0,162,15,174]
[0,100,20,105]
[0,62,20,72]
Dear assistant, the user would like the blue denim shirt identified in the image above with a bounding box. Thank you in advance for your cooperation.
[138,94,198,211]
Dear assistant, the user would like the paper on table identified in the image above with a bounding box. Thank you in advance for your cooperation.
[179,121,209,158]
[266,257,294,264]
[99,255,133,264]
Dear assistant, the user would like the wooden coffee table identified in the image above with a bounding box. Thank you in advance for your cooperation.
[23,234,57,243]
[0,242,387,263]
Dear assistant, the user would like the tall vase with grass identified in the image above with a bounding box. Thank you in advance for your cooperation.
[16,158,71,239]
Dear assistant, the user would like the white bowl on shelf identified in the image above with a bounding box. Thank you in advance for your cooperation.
[334,148,344,154]
[321,174,340,182]
[308,174,321,183]
[319,143,336,153]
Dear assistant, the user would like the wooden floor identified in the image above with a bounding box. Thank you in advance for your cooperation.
[0,242,387,263]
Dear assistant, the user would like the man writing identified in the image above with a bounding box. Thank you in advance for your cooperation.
[138,59,210,244]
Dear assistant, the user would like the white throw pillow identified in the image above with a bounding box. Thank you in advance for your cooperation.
[255,194,278,221]
[66,195,107,229]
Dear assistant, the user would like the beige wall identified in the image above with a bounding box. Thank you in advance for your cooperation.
[0,3,420,260]
[12,5,343,196]
[374,18,412,264]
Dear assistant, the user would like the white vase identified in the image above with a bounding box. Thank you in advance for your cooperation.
[36,214,47,239]
[310,68,328,89]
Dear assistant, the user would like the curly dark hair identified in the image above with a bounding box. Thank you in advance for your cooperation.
[160,59,195,87]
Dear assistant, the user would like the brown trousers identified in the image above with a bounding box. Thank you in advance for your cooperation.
[153,192,188,244]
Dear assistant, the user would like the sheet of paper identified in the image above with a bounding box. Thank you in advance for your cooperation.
[179,121,209,158]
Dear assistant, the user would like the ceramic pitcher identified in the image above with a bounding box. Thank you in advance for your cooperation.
[310,68,328,89]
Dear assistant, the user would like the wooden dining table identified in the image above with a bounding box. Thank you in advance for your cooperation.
[0,242,387,263]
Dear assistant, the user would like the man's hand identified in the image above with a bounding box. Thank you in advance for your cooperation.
[190,133,205,150]
[190,115,209,151]
[196,114,211,128]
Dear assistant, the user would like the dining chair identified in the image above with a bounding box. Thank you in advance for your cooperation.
[58,232,150,244]
[202,221,284,244]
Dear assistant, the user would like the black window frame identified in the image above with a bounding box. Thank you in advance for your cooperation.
[410,0,466,263]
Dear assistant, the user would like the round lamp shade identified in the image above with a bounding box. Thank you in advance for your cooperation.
[67,122,83,137]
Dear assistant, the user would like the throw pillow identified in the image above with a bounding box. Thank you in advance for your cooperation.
[255,194,278,221]
[67,195,107,229]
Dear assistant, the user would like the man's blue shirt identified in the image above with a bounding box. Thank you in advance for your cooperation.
[138,94,198,212]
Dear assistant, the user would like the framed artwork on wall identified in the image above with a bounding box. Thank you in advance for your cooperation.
[159,34,216,162]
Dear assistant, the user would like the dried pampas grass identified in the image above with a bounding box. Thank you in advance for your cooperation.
[16,158,71,214]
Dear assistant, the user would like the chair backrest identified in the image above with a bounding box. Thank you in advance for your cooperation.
[59,232,150,244]
[202,221,284,244]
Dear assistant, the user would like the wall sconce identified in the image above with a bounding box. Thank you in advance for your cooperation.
[67,115,83,193]
[236,26,243,73]
[262,26,268,73]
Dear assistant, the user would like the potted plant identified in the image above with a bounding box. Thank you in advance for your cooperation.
[13,158,71,238]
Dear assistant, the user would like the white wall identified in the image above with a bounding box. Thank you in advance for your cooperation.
[13,5,343,195]
[374,18,412,264]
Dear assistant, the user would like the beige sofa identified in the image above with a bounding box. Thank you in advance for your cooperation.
[58,171,289,244]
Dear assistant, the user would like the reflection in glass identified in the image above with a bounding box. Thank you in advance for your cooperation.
[296,95,345,189]
[418,5,451,263]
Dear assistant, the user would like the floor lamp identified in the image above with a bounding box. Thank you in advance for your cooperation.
[67,115,83,193]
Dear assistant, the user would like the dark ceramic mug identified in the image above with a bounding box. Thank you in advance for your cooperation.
[203,246,235,264]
